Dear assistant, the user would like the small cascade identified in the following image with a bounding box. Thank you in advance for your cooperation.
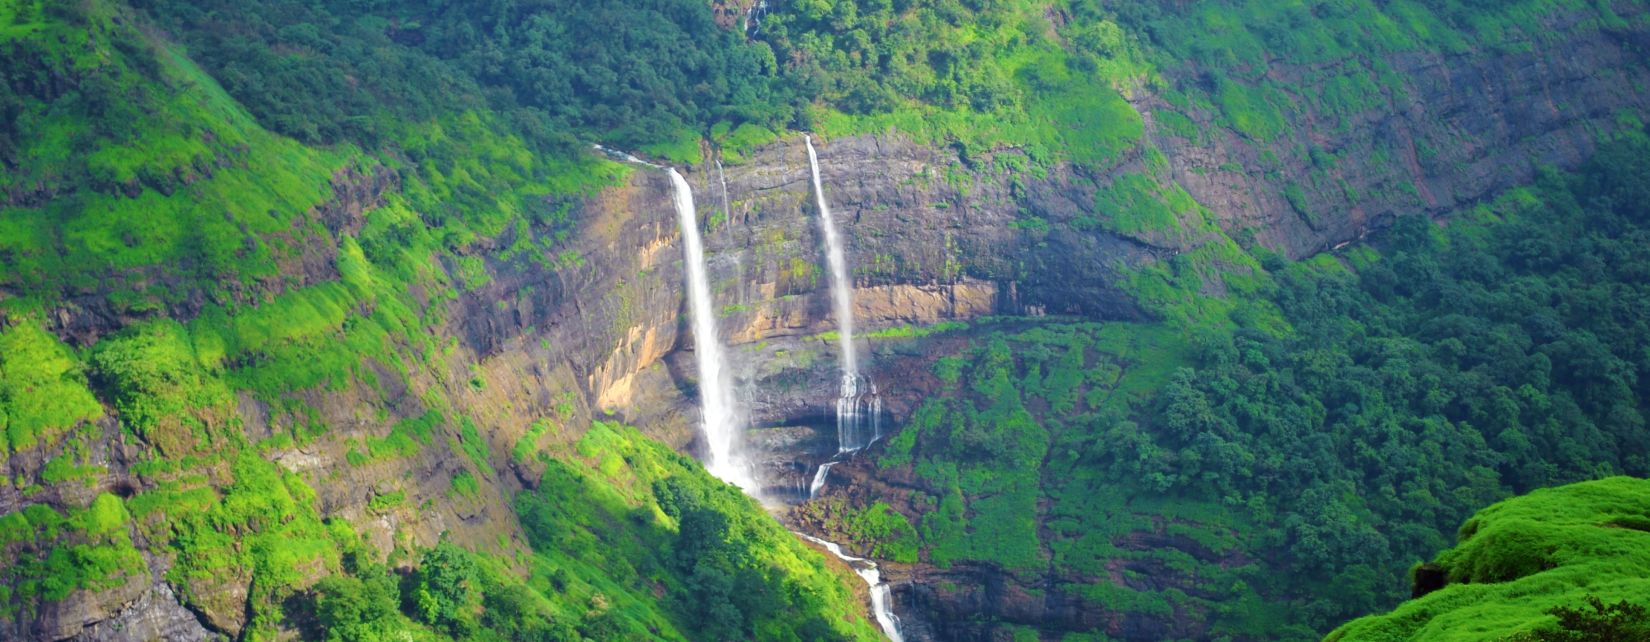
[716,158,732,228]
[796,532,905,642]
[743,0,769,36]
[835,374,885,452]
[807,135,883,453]
[808,462,836,499]
[592,144,656,167]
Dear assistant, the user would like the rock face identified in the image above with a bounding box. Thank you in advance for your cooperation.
[1148,6,1650,259]
[9,4,1650,641]
[63,582,213,642]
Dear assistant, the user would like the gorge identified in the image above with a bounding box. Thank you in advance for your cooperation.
[3,1,1650,642]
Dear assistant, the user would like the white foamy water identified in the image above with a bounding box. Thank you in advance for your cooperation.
[795,532,905,641]
[808,461,836,499]
[806,136,883,452]
[667,167,757,493]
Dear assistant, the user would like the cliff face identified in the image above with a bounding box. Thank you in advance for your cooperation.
[1147,6,1650,258]
[7,3,1650,641]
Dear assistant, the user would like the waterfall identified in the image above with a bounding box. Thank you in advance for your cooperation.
[743,0,769,36]
[667,167,758,493]
[592,144,656,168]
[796,532,905,642]
[716,158,732,228]
[806,135,882,452]
[808,462,836,499]
[596,145,757,491]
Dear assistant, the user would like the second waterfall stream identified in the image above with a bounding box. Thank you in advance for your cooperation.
[805,135,882,453]
[802,137,904,642]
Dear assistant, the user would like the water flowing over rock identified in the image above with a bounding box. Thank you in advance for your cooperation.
[668,167,758,493]
[806,135,883,453]
[797,532,905,642]
[743,0,768,36]
[808,461,835,499]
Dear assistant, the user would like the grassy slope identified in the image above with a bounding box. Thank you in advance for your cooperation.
[779,0,1644,319]
[1326,477,1650,641]
[0,2,880,639]
[2,0,1646,639]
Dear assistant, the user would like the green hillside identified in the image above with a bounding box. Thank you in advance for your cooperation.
[1,2,877,640]
[806,131,1650,639]
[1,0,1647,640]
[1327,477,1650,641]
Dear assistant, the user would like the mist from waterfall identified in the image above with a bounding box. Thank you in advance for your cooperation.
[666,168,758,493]
[805,135,882,453]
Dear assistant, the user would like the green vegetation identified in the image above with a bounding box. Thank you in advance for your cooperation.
[1,0,1647,640]
[0,494,144,619]
[767,0,1151,166]
[1328,478,1650,641]
[798,498,920,564]
[134,0,807,159]
[0,320,102,454]
[835,133,1650,639]
[513,421,880,641]
[0,4,885,639]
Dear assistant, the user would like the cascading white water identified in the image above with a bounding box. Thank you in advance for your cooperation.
[743,0,769,35]
[716,158,732,228]
[808,462,836,499]
[806,135,883,452]
[796,532,905,642]
[806,135,858,378]
[667,168,758,493]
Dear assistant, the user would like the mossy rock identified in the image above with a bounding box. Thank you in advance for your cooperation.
[1328,477,1650,641]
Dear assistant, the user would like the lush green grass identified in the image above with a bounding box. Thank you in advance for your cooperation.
[0,320,103,455]
[0,494,144,619]
[1327,477,1650,641]
[0,0,351,311]
[515,421,884,641]
[794,1,1151,169]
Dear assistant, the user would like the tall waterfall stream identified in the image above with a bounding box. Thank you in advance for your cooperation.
[599,143,902,640]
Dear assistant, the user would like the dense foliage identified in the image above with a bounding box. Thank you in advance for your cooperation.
[0,3,880,640]
[299,422,879,642]
[856,133,1650,638]
[1327,477,1650,641]
[2,0,1647,640]
[133,0,804,159]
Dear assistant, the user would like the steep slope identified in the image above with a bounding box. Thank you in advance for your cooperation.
[787,132,1650,641]
[2,0,1649,641]
[1326,477,1650,641]
[0,2,880,640]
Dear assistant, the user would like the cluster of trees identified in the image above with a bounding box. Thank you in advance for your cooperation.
[762,0,1141,114]
[511,422,873,642]
[307,422,877,641]
[864,132,1650,638]
[307,544,585,642]
[653,477,856,641]
[133,0,807,154]
[1151,132,1650,580]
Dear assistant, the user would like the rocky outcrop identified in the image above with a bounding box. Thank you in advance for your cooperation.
[65,581,212,642]
[1148,5,1650,258]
